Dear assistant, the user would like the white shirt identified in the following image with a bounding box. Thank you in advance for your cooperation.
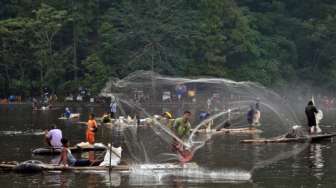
[47,129,63,148]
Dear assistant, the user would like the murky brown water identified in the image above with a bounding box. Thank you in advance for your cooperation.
[0,104,335,187]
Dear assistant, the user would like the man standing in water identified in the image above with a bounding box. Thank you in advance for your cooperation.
[305,101,319,134]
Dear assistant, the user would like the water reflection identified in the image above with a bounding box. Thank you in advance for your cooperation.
[309,144,325,180]
[42,172,73,187]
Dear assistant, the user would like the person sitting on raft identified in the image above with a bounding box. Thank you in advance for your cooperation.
[58,138,101,167]
[86,113,98,145]
[44,125,63,148]
[305,100,319,134]
[64,107,71,119]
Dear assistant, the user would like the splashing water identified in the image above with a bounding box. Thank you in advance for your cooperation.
[128,164,251,186]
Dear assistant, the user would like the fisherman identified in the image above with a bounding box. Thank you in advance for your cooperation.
[58,138,101,167]
[305,101,319,134]
[44,125,63,148]
[64,107,71,119]
[110,100,117,119]
[173,111,192,140]
[254,101,261,126]
[172,111,194,163]
[171,111,192,151]
[86,113,98,145]
[247,105,255,127]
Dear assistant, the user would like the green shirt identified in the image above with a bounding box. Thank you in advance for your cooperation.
[173,117,191,139]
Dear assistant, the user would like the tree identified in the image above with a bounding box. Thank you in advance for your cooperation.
[31,4,69,90]
[81,53,109,95]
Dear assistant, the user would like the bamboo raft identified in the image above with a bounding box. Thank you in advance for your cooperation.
[195,127,262,134]
[0,162,129,172]
[32,144,106,155]
[240,133,336,144]
[0,162,198,173]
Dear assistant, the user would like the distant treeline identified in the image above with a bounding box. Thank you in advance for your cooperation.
[1,0,336,97]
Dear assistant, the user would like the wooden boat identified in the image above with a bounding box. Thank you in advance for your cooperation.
[194,127,262,134]
[32,143,106,155]
[0,161,198,173]
[240,133,336,144]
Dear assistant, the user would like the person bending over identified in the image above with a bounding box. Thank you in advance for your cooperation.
[45,125,62,148]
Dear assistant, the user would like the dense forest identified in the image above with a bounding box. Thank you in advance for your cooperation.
[1,0,336,97]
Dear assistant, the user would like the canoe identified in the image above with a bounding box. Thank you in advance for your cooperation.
[0,162,198,173]
[194,127,262,134]
[240,133,336,144]
[33,143,106,155]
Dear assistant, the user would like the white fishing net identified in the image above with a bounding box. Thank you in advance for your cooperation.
[100,70,310,173]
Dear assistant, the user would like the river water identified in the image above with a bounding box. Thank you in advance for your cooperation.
[0,104,336,188]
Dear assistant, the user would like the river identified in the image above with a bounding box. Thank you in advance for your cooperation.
[0,104,335,188]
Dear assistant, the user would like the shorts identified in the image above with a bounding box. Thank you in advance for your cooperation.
[86,131,95,144]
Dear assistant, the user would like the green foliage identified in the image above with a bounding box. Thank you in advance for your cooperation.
[81,53,109,95]
[1,0,336,96]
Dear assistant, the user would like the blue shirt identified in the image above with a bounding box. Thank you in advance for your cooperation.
[110,102,117,113]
